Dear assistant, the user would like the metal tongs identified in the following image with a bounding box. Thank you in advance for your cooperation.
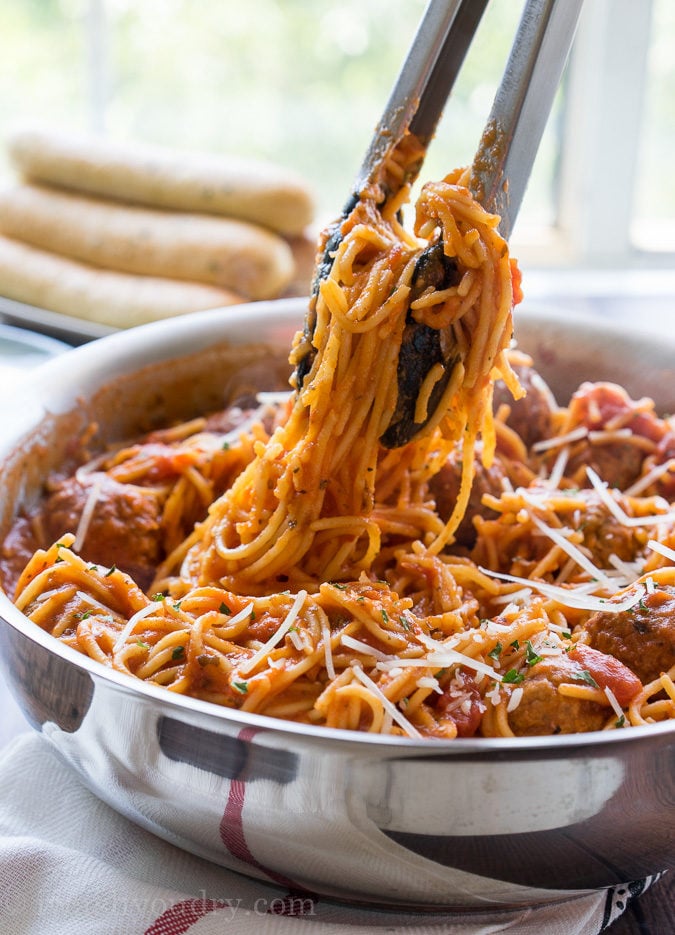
[297,0,584,446]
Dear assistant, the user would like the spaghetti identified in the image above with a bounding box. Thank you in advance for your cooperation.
[3,163,675,739]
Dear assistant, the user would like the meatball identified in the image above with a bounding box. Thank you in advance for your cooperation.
[568,382,664,443]
[566,440,645,493]
[493,363,558,449]
[575,491,644,569]
[44,474,163,590]
[429,447,507,547]
[584,585,675,684]
[203,397,268,434]
[563,382,666,491]
[508,644,641,736]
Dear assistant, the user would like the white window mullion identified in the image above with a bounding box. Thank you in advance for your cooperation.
[557,0,653,266]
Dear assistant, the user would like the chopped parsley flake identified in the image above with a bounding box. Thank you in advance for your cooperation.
[222,440,230,450]
[502,669,525,684]
[219,602,232,615]
[136,639,149,649]
[233,680,248,694]
[488,642,503,660]
[510,639,520,650]
[171,645,185,660]
[525,641,543,666]
[615,715,626,728]
[381,608,389,624]
[400,615,411,631]
[152,593,165,602]
[104,565,116,577]
[331,582,348,590]
[572,669,599,688]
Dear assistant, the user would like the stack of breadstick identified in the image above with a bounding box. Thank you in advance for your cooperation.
[0,125,317,328]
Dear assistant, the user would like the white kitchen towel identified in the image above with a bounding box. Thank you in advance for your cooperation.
[0,732,662,934]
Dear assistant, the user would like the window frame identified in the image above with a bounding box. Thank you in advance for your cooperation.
[81,0,669,271]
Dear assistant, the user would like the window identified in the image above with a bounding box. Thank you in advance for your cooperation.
[1,0,673,274]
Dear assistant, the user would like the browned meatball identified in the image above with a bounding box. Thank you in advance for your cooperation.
[575,492,644,568]
[508,654,607,735]
[567,382,665,442]
[584,585,675,684]
[563,382,666,491]
[493,363,558,449]
[44,474,163,589]
[429,447,507,547]
[566,440,646,492]
[202,398,264,434]
[508,644,641,736]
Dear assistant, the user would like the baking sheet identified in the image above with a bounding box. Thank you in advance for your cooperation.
[0,295,116,345]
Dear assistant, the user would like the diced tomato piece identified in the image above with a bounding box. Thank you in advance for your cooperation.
[510,259,524,306]
[569,643,642,706]
[436,676,484,737]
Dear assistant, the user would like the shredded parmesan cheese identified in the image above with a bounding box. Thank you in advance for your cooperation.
[288,627,304,651]
[479,566,645,613]
[588,428,633,443]
[256,391,294,405]
[546,446,569,490]
[506,686,524,712]
[341,634,390,661]
[73,478,102,553]
[416,676,443,694]
[587,466,675,527]
[223,601,256,629]
[625,458,675,497]
[531,515,615,589]
[112,602,159,653]
[351,666,422,739]
[604,686,625,722]
[532,426,588,452]
[321,618,336,681]
[647,538,675,563]
[239,592,305,675]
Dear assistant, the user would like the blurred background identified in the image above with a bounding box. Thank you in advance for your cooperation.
[1,0,674,313]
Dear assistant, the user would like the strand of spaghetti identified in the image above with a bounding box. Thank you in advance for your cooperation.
[350,666,421,739]
[335,683,386,733]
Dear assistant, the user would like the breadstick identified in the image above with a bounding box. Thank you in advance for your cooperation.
[0,184,294,300]
[7,125,315,236]
[0,235,242,329]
